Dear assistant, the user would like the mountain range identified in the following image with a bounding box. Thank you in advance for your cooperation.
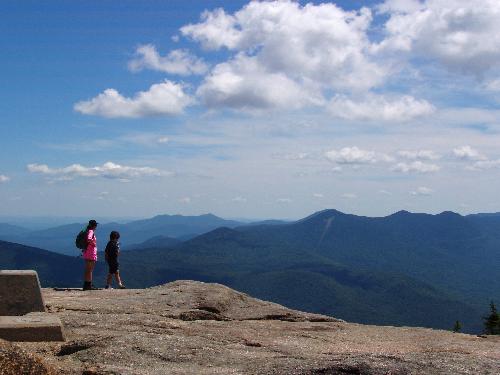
[1,209,499,333]
[0,213,244,255]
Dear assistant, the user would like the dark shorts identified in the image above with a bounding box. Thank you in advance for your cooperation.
[107,261,119,274]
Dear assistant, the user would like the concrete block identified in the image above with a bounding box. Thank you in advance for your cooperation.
[0,313,65,342]
[0,270,46,315]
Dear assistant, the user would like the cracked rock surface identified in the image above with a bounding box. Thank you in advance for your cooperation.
[12,280,500,374]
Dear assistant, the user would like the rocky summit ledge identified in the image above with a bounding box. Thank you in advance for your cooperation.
[6,280,500,375]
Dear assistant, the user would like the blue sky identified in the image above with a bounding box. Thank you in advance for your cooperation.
[1,0,500,219]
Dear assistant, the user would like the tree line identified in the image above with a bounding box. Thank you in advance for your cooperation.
[454,301,499,334]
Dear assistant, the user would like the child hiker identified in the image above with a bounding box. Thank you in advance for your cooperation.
[104,231,125,289]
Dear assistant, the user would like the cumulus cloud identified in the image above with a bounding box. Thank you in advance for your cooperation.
[27,162,171,180]
[0,174,10,183]
[391,161,440,173]
[328,94,434,122]
[181,8,241,50]
[377,0,500,75]
[398,149,440,160]
[197,54,321,111]
[410,186,433,196]
[128,44,208,75]
[453,145,487,161]
[74,80,193,118]
[325,146,391,165]
[183,1,387,111]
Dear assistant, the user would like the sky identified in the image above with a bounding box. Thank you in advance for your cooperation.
[1,0,500,219]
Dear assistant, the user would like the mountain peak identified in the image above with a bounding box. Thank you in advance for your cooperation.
[199,213,221,219]
[437,210,461,217]
[298,209,346,222]
[389,210,412,217]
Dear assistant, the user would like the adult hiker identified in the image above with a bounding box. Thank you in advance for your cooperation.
[82,219,98,291]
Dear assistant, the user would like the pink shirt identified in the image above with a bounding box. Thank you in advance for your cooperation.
[83,229,97,261]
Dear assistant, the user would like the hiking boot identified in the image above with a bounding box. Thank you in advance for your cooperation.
[118,284,126,289]
[104,285,113,290]
[82,281,91,291]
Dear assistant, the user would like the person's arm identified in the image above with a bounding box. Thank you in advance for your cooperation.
[87,229,96,246]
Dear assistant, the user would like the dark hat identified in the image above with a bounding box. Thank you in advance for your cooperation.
[88,219,98,227]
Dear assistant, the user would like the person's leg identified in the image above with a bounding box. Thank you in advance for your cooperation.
[106,273,113,287]
[88,260,96,288]
[84,260,93,282]
[83,260,94,290]
[115,270,125,288]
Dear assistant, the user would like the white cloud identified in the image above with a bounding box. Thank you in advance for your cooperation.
[181,8,241,50]
[128,44,208,75]
[398,149,440,160]
[410,186,433,196]
[0,175,10,183]
[484,79,500,91]
[377,0,500,75]
[391,161,440,173]
[74,80,193,118]
[325,146,390,165]
[328,94,434,122]
[97,191,109,200]
[277,198,292,203]
[183,1,387,111]
[196,54,321,111]
[272,152,310,160]
[453,145,487,161]
[157,137,169,144]
[179,197,191,204]
[466,159,500,171]
[313,193,324,198]
[27,162,171,180]
[341,193,357,199]
[378,189,392,195]
[231,196,247,203]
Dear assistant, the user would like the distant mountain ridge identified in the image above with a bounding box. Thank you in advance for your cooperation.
[0,223,30,237]
[123,235,181,251]
[229,209,499,305]
[0,213,245,255]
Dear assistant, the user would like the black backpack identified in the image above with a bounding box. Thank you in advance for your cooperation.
[75,229,88,250]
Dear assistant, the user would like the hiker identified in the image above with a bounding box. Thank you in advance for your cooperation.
[104,231,125,289]
[82,219,98,291]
